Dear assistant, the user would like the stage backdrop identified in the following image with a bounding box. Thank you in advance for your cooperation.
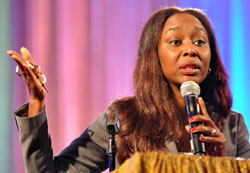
[0,0,249,172]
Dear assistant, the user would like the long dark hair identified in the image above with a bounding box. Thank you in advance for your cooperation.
[108,7,232,164]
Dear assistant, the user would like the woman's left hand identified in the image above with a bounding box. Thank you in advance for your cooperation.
[185,97,226,156]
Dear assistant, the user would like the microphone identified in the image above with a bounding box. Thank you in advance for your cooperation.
[103,112,121,171]
[180,81,206,156]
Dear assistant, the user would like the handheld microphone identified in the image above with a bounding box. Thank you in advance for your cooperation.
[180,81,206,156]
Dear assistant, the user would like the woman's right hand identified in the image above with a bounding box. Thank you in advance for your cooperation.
[7,47,47,117]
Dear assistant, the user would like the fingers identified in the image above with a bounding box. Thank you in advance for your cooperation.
[7,50,27,71]
[189,98,216,127]
[20,47,34,64]
[8,47,47,115]
[8,49,36,80]
[25,62,40,82]
[7,48,46,91]
[8,47,36,68]
[186,98,226,156]
[20,47,45,83]
[189,115,215,127]
[185,125,190,133]
[189,120,226,155]
[200,135,225,144]
[190,125,219,137]
[198,97,209,118]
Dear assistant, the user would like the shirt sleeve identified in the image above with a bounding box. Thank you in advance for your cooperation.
[236,113,250,158]
[15,103,110,173]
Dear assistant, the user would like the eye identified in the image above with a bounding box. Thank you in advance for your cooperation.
[169,40,182,46]
[193,39,205,46]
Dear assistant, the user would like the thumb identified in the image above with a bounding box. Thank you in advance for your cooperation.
[185,125,190,133]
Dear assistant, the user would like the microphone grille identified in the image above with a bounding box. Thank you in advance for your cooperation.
[180,81,200,98]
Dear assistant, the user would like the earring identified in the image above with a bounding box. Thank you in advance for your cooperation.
[208,68,211,74]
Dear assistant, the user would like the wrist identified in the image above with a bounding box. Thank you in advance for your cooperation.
[28,99,45,117]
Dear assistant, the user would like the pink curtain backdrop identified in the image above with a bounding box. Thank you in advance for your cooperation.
[11,0,178,172]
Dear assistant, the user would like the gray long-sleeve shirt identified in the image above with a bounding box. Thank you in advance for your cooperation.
[15,103,250,172]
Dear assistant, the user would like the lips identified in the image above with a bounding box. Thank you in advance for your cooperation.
[181,64,200,69]
[180,64,200,75]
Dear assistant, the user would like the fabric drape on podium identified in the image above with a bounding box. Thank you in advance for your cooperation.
[113,152,250,173]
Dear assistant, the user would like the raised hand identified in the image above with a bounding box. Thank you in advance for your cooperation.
[185,97,226,156]
[7,47,47,117]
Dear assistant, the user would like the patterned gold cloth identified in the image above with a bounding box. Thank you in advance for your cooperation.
[112,152,250,173]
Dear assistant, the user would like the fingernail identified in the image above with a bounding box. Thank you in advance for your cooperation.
[189,117,194,122]
[191,127,196,132]
[200,136,204,140]
[20,47,26,53]
[7,51,12,55]
[21,63,26,68]
[11,54,17,59]
[21,47,30,56]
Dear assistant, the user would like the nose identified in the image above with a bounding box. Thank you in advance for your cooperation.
[183,49,197,57]
[182,43,197,57]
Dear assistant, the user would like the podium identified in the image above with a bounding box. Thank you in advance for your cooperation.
[112,152,250,173]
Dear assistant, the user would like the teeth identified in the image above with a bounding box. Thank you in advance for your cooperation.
[184,66,196,69]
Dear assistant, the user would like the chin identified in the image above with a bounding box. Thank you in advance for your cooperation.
[180,77,203,85]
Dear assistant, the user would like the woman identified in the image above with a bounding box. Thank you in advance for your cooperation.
[8,7,250,172]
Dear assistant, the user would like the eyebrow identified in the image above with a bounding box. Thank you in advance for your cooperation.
[194,26,207,33]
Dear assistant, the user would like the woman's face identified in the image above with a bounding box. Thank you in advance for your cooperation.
[158,13,211,89]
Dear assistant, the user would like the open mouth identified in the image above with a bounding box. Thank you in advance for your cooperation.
[180,64,200,74]
[180,64,200,69]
